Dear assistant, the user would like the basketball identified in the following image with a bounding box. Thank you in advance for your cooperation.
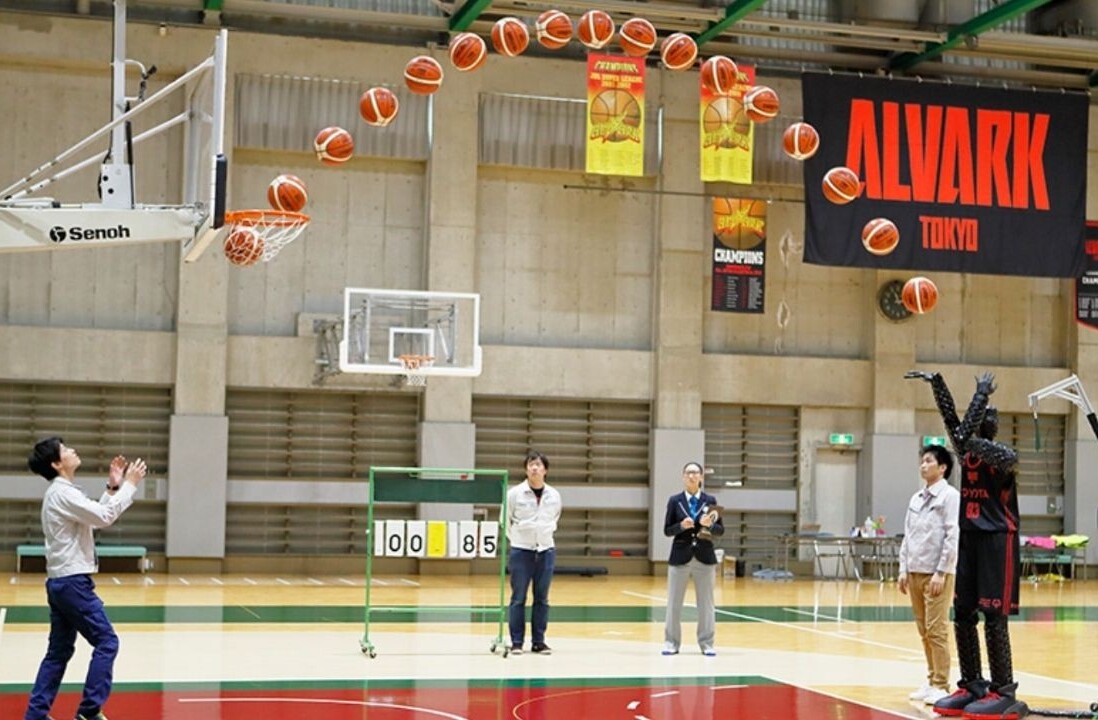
[577,9,614,49]
[358,87,399,127]
[902,276,939,314]
[449,32,487,72]
[822,166,861,204]
[743,85,780,123]
[700,55,739,96]
[782,122,819,160]
[314,126,354,165]
[491,17,529,57]
[223,227,265,267]
[660,33,697,70]
[589,89,641,141]
[618,18,656,57]
[404,55,444,95]
[861,217,900,256]
[266,174,308,213]
[713,198,767,250]
[535,9,572,50]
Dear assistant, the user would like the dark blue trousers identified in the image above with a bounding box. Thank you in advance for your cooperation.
[508,547,555,646]
[25,574,119,720]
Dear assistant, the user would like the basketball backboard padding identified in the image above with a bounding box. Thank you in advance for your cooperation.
[338,288,482,377]
[0,207,199,253]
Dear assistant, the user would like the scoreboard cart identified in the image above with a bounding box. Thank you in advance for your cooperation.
[361,466,510,658]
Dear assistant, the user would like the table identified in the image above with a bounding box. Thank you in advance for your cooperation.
[774,533,902,581]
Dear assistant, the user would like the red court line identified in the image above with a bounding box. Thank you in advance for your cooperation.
[1,683,907,720]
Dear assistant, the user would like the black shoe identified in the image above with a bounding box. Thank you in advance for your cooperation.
[531,642,552,655]
[934,681,989,717]
[963,684,1028,720]
[510,643,524,655]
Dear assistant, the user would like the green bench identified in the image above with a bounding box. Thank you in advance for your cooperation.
[16,544,149,573]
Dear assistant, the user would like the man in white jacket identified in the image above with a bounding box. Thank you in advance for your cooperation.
[506,450,561,655]
[24,437,146,720]
[899,444,960,706]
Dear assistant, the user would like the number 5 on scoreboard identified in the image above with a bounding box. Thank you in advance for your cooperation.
[479,520,499,558]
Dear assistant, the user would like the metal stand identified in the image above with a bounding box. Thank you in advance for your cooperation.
[1028,374,1098,442]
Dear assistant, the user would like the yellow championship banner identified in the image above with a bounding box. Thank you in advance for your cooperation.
[700,64,755,183]
[586,54,645,177]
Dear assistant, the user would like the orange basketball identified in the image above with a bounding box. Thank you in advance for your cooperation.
[782,122,819,160]
[902,276,939,314]
[660,33,697,71]
[713,198,767,250]
[314,126,354,165]
[358,87,399,127]
[491,17,529,57]
[862,217,900,256]
[618,17,656,57]
[577,9,614,49]
[822,166,861,205]
[449,32,487,72]
[404,55,444,95]
[743,85,780,123]
[266,174,307,213]
[589,90,641,141]
[535,9,572,50]
[700,55,739,96]
[223,227,265,267]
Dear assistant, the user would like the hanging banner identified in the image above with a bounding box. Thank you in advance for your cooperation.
[802,72,1088,278]
[1075,222,1098,329]
[585,54,645,177]
[711,198,766,313]
[700,64,755,183]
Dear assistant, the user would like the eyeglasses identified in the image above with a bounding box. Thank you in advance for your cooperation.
[684,469,703,475]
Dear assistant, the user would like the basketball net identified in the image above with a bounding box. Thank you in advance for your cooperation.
[225,210,310,262]
[398,354,435,387]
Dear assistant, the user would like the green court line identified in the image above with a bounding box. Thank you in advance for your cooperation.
[0,675,776,695]
[4,604,1097,624]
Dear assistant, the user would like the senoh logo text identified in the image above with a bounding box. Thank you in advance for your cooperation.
[48,225,132,243]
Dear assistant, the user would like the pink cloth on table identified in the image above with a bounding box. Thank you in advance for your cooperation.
[1022,535,1056,549]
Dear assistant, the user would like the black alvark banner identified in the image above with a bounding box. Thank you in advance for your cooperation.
[802,72,1088,278]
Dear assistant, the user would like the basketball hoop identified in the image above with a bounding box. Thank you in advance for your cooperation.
[398,354,435,387]
[224,210,310,262]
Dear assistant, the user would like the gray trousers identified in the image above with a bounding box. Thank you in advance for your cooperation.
[664,557,716,650]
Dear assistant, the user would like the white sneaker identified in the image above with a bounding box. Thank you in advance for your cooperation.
[923,687,950,705]
[909,685,932,701]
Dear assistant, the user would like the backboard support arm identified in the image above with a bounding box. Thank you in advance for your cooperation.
[1028,374,1098,442]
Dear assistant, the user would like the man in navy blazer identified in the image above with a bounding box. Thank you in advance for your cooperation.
[662,461,724,656]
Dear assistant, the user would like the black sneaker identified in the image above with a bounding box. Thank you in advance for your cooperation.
[934,687,983,717]
[963,685,1028,720]
[510,643,524,655]
[530,643,552,655]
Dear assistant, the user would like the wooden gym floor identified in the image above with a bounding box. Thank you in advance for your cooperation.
[0,572,1095,719]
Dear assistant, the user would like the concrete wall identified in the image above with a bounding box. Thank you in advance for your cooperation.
[1,12,1096,568]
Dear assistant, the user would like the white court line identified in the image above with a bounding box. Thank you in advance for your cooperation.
[178,697,468,719]
[307,578,323,585]
[338,578,356,585]
[398,578,420,586]
[275,578,291,585]
[238,606,262,620]
[780,606,856,623]
[177,577,190,585]
[712,685,747,691]
[112,577,121,584]
[211,577,223,585]
[649,690,678,699]
[621,590,914,653]
[0,607,7,652]
[243,577,258,585]
[627,700,640,710]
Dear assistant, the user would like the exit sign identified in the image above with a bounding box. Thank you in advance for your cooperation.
[923,435,948,447]
[829,433,855,446]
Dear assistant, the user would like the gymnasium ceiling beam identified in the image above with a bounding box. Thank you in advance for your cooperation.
[693,0,769,47]
[448,0,493,32]
[890,0,1054,71]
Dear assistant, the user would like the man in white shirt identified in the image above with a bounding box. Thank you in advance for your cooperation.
[506,450,561,655]
[24,437,146,720]
[899,444,961,706]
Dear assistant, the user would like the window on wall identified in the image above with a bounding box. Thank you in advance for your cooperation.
[1002,412,1065,535]
[702,404,799,490]
[472,397,651,485]
[0,382,171,475]
[226,390,419,480]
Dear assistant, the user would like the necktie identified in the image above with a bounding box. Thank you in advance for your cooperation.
[688,496,698,518]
